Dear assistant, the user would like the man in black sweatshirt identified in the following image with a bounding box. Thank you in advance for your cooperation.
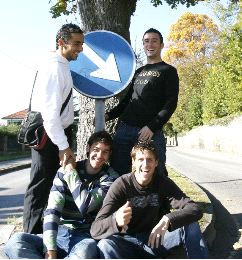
[105,28,179,176]
[91,140,209,259]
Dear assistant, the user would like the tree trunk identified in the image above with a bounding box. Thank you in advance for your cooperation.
[77,0,137,42]
[76,0,137,159]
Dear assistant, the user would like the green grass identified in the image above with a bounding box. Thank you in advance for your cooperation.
[0,151,30,162]
[7,216,23,233]
[168,166,212,231]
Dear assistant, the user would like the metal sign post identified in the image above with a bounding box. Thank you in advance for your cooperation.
[95,99,105,131]
[70,30,136,132]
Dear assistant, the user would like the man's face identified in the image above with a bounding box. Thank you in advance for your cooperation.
[62,33,84,61]
[133,149,158,186]
[143,32,163,59]
[88,142,111,170]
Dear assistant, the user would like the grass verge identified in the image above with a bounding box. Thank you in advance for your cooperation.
[168,165,212,231]
[0,151,30,162]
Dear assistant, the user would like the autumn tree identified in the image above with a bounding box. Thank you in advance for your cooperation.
[163,12,219,132]
[163,12,218,63]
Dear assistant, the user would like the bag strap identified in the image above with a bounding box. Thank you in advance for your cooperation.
[28,71,72,115]
[60,89,72,115]
[29,71,38,111]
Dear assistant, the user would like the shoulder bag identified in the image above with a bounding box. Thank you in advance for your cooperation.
[18,71,72,150]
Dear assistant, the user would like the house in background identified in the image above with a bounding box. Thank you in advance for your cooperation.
[1,109,28,125]
[0,109,29,152]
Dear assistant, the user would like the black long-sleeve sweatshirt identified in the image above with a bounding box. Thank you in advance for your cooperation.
[107,61,179,132]
[91,172,202,240]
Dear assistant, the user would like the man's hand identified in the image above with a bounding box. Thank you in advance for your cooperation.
[138,126,154,141]
[115,201,132,228]
[148,215,170,249]
[45,250,57,259]
[64,156,77,172]
[59,147,76,168]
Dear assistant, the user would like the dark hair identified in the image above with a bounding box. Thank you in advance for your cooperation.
[131,140,159,161]
[56,23,83,49]
[87,131,113,150]
[143,28,163,44]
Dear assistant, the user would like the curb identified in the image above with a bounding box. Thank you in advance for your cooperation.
[203,212,216,248]
[198,189,216,248]
[168,164,216,249]
[0,163,31,175]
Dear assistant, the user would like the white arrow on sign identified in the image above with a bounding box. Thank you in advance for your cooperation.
[83,43,121,82]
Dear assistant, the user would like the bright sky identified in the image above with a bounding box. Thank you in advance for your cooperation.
[0,0,217,121]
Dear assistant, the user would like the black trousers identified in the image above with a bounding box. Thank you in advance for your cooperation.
[23,126,73,234]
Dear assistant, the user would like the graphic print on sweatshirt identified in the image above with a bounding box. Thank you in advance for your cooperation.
[130,193,159,208]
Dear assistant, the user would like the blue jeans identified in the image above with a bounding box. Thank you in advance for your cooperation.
[111,122,167,176]
[5,226,99,259]
[97,222,209,259]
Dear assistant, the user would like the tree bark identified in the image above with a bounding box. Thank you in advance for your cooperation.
[77,0,137,42]
[76,0,137,159]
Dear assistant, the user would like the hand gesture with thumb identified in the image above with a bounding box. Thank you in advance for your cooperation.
[115,201,132,228]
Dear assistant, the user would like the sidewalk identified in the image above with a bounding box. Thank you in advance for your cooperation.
[0,158,31,258]
[0,157,31,175]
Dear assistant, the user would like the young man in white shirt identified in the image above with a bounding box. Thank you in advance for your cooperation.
[23,23,84,234]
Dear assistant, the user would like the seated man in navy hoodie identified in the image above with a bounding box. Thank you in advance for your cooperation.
[5,131,119,259]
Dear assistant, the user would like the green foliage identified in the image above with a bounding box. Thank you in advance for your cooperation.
[151,0,199,8]
[0,124,19,137]
[0,151,31,162]
[49,0,218,18]
[163,122,177,136]
[167,58,207,132]
[49,0,77,18]
[202,2,242,123]
[186,93,203,128]
[207,113,242,126]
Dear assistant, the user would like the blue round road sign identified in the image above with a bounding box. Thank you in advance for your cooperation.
[70,30,136,99]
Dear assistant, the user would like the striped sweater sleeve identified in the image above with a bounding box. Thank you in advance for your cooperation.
[43,169,66,252]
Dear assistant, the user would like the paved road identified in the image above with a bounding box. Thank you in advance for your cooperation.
[166,147,242,258]
[0,168,29,225]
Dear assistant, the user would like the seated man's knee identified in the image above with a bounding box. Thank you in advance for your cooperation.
[5,233,28,257]
[184,222,201,236]
[5,233,26,250]
[5,232,43,259]
[97,238,121,258]
[70,238,99,259]
[97,238,113,251]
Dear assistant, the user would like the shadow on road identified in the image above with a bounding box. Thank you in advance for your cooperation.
[0,187,8,192]
[198,186,240,258]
